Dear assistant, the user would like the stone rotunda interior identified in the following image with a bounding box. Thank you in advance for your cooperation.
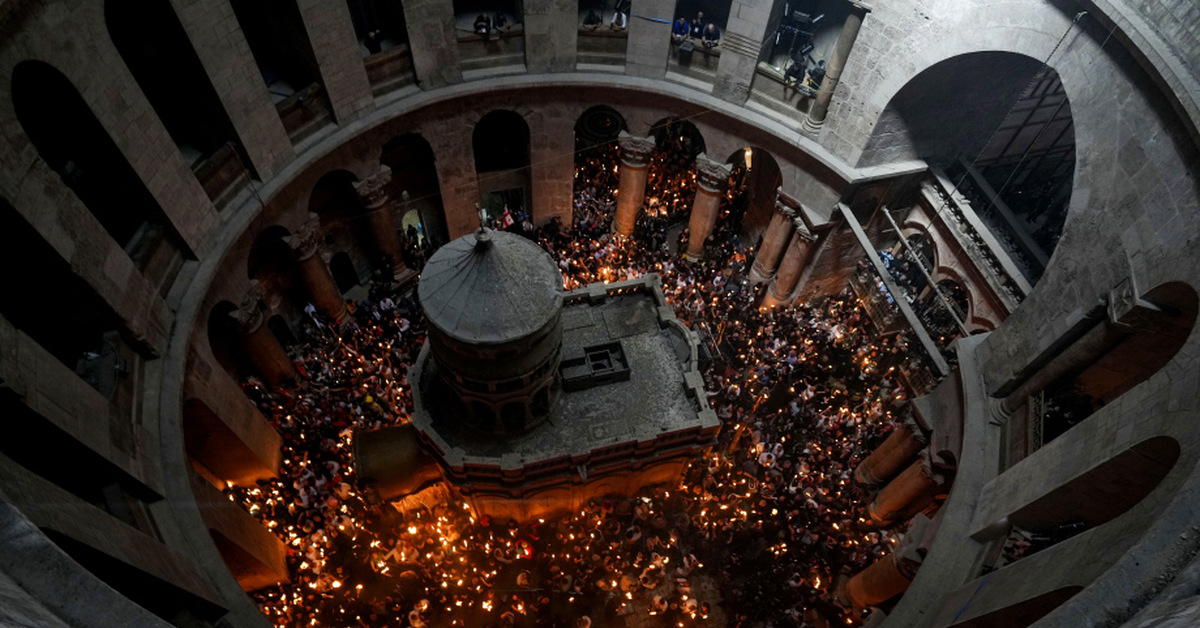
[1,1,1199,627]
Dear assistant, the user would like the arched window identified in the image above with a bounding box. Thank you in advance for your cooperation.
[382,133,449,246]
[473,111,531,225]
[12,61,179,272]
[105,0,254,202]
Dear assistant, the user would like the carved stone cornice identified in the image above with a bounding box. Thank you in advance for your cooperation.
[231,280,265,334]
[286,213,323,261]
[694,153,732,193]
[775,190,815,241]
[617,131,655,168]
[353,165,393,209]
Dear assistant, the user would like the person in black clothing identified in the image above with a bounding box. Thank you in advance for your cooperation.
[364,30,383,55]
[701,22,720,48]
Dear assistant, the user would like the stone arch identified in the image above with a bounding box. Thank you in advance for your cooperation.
[206,301,248,380]
[473,110,532,225]
[574,104,628,151]
[330,251,360,294]
[105,0,254,197]
[246,226,299,312]
[649,116,706,158]
[382,133,449,245]
[11,60,179,270]
[723,146,783,244]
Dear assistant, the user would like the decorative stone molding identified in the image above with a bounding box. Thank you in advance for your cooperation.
[231,280,265,334]
[353,165,393,209]
[617,131,655,168]
[285,213,323,261]
[694,153,732,193]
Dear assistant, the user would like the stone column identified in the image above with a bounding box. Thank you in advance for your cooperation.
[287,213,349,325]
[401,0,463,88]
[760,224,817,309]
[232,282,297,387]
[801,2,870,136]
[837,550,917,609]
[749,200,797,283]
[712,0,775,105]
[855,416,928,487]
[296,0,374,123]
[684,154,733,260]
[612,132,656,236]
[524,0,578,73]
[864,456,942,529]
[354,165,408,277]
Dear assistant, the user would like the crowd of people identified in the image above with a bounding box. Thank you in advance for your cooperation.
[225,131,917,627]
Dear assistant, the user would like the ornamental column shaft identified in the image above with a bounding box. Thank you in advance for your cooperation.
[749,196,798,283]
[802,3,870,135]
[838,551,915,609]
[864,456,941,529]
[613,132,655,236]
[287,213,349,325]
[760,225,817,308]
[354,165,409,277]
[233,282,297,387]
[855,416,928,487]
[684,153,732,260]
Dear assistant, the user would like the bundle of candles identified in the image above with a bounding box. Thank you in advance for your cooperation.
[225,141,911,627]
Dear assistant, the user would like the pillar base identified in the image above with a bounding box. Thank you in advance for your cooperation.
[682,249,704,262]
[801,114,825,137]
[760,289,791,310]
[748,266,775,285]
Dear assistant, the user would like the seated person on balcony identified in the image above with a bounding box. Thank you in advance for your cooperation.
[583,9,602,29]
[364,29,383,55]
[672,16,690,42]
[474,13,491,36]
[610,0,630,29]
[701,23,720,48]
[784,60,805,85]
[690,11,705,38]
[807,60,827,88]
[493,12,509,31]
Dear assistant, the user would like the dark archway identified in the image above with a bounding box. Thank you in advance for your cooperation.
[574,105,627,152]
[12,61,181,270]
[473,110,531,224]
[330,251,360,294]
[310,170,370,268]
[862,52,1074,282]
[206,301,249,380]
[267,315,297,348]
[725,146,782,243]
[382,133,449,246]
[346,0,408,50]
[105,0,254,201]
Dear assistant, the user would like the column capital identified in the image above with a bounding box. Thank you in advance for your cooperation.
[694,153,733,193]
[231,280,265,334]
[617,131,656,168]
[353,165,393,210]
[776,189,816,241]
[286,213,323,261]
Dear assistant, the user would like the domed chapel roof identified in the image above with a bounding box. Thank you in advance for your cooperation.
[418,228,563,344]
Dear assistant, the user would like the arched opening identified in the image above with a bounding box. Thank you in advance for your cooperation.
[862,52,1074,283]
[11,61,184,276]
[382,133,449,249]
[641,116,705,229]
[452,0,524,73]
[247,226,305,311]
[917,279,969,350]
[469,401,496,431]
[309,170,367,262]
[105,0,254,203]
[229,0,333,141]
[572,106,625,234]
[330,251,360,294]
[207,301,250,380]
[0,200,127,395]
[1018,282,1197,457]
[726,146,782,243]
[473,110,531,225]
[501,402,526,434]
[267,315,297,348]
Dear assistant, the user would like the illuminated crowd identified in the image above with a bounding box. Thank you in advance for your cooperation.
[227,129,913,627]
